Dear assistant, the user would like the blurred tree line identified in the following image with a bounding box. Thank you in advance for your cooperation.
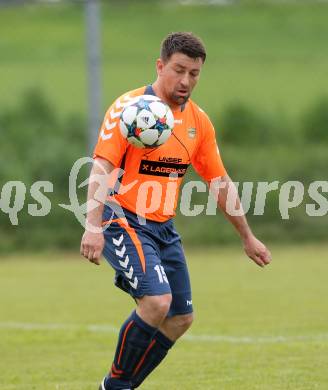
[0,89,327,251]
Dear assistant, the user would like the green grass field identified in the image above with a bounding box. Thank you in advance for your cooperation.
[1,245,328,389]
[1,2,328,119]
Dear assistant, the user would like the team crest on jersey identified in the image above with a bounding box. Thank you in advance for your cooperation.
[187,127,196,139]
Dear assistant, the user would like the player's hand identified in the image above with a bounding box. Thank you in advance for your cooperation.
[80,231,105,265]
[242,235,271,268]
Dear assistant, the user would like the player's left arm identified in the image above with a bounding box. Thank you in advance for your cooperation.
[192,109,271,267]
[209,174,271,268]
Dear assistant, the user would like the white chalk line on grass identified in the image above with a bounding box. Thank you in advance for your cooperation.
[1,321,328,344]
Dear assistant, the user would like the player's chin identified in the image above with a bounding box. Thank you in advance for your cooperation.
[172,94,190,105]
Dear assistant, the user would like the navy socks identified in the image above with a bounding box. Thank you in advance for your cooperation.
[105,311,157,390]
[131,330,174,388]
[104,311,175,390]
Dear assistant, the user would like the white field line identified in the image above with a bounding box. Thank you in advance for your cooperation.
[1,321,328,344]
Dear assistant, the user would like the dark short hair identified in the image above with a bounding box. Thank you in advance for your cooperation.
[160,32,206,63]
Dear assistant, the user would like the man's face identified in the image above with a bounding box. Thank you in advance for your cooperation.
[156,52,203,108]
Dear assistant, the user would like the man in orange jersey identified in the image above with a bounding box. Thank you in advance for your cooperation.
[80,32,271,390]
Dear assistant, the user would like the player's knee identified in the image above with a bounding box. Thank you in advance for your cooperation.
[174,313,194,331]
[151,294,172,318]
[138,294,172,324]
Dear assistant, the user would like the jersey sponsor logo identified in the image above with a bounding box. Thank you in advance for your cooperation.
[158,156,183,164]
[174,119,183,124]
[139,159,189,177]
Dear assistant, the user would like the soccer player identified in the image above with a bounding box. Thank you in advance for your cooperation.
[80,32,271,390]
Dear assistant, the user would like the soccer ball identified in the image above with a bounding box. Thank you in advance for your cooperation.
[119,95,174,148]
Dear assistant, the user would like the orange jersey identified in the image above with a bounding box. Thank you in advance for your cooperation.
[93,85,226,222]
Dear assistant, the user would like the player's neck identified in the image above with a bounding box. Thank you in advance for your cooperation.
[152,81,180,112]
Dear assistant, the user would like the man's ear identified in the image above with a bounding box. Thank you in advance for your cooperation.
[156,58,164,75]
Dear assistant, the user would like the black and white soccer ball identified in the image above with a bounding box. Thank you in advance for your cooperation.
[119,95,174,148]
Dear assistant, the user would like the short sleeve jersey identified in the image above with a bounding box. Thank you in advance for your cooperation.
[94,85,226,222]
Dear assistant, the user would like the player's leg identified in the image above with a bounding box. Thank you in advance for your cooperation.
[131,235,193,388]
[100,215,172,390]
[159,312,194,340]
[158,238,194,339]
[103,295,171,390]
[130,314,192,389]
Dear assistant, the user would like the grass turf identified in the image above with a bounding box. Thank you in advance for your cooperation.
[1,245,328,389]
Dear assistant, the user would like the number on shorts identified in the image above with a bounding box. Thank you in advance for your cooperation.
[154,265,168,284]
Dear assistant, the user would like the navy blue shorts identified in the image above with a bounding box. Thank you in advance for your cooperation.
[102,204,193,317]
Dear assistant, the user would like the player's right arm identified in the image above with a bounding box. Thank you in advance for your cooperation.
[81,94,130,264]
[80,157,114,265]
